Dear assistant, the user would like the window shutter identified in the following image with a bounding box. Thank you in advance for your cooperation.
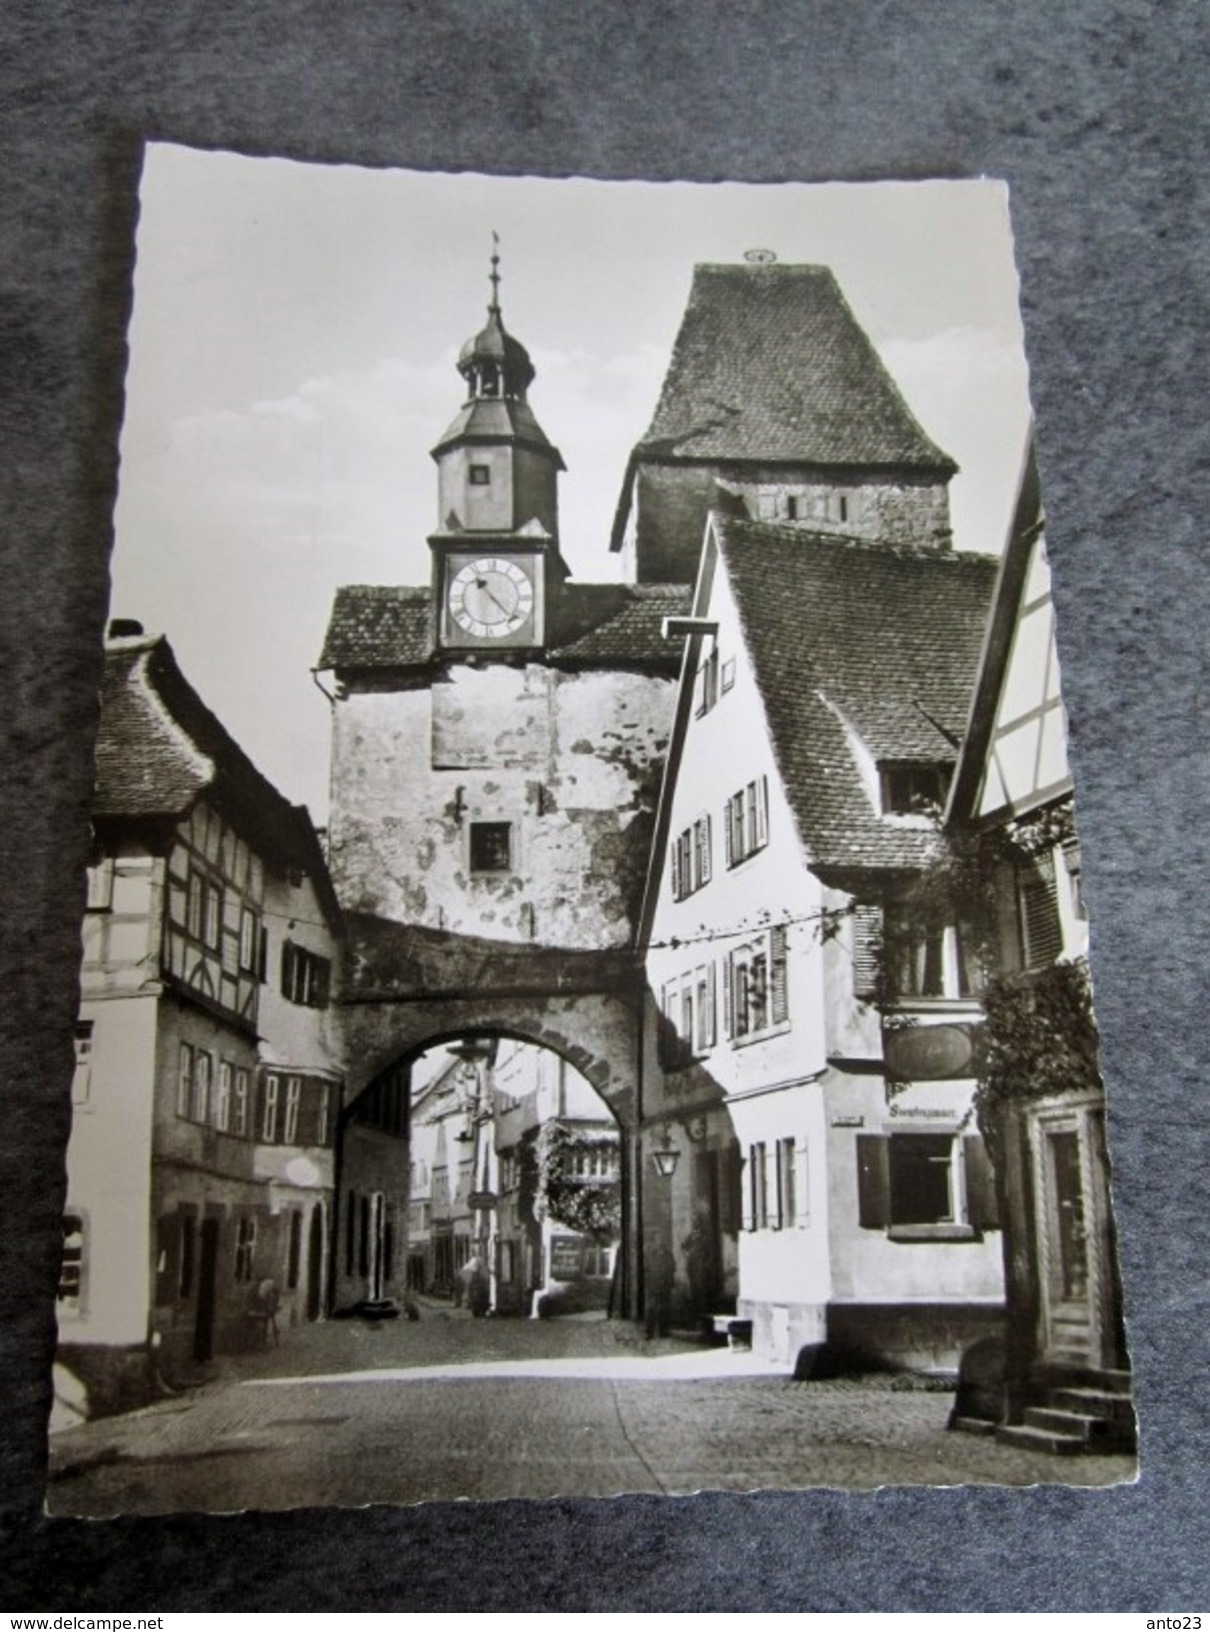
[722,954,733,1037]
[740,1147,755,1231]
[963,1135,1000,1231]
[281,940,294,998]
[723,802,733,867]
[794,1139,810,1227]
[700,815,712,885]
[257,923,268,982]
[1019,854,1063,969]
[852,904,883,999]
[755,776,769,848]
[720,1139,743,1235]
[773,1140,785,1229]
[856,1134,891,1229]
[669,840,681,901]
[770,925,789,1023]
[316,956,331,1009]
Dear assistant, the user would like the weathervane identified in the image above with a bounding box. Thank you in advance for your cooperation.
[489,230,501,314]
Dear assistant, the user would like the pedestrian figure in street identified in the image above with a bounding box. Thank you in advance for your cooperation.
[645,1240,675,1340]
[459,1254,490,1318]
[247,1276,280,1347]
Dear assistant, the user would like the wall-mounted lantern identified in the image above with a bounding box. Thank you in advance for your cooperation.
[650,1124,680,1179]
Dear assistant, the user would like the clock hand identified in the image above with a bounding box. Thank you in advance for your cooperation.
[474,578,516,619]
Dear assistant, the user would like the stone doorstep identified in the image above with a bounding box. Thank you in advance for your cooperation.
[1050,1386,1137,1427]
[1024,1406,1107,1442]
[995,1422,1088,1456]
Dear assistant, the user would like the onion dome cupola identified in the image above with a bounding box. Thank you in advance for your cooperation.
[429,239,569,655]
[430,236,566,545]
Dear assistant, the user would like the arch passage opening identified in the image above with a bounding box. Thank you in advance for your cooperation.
[337,1033,625,1322]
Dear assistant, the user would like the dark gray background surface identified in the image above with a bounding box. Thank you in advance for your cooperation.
[1,0,1205,1610]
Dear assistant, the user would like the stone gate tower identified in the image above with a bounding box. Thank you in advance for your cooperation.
[318,252,691,1312]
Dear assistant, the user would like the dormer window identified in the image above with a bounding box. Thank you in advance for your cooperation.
[879,761,953,816]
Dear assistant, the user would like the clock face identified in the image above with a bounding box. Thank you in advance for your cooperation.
[447,556,535,640]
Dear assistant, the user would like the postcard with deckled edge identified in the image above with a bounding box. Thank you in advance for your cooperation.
[47,148,1135,1515]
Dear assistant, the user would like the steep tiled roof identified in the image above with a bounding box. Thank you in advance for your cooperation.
[320,581,691,674]
[94,636,339,920]
[636,264,956,472]
[319,586,432,671]
[715,517,996,871]
[550,583,692,665]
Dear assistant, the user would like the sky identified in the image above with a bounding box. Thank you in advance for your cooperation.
[110,147,1034,820]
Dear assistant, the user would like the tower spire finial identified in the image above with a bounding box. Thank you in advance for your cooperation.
[488,231,501,317]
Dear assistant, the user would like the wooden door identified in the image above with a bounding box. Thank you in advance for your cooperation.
[1033,1108,1100,1367]
[193,1217,220,1362]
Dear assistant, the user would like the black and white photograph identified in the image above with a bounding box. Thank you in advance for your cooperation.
[47,147,1137,1515]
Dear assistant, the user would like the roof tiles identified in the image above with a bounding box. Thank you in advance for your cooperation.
[320,581,692,674]
[715,517,996,871]
[638,264,956,472]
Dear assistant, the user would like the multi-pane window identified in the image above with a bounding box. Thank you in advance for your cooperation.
[191,1050,212,1123]
[316,1083,331,1147]
[856,1132,999,1235]
[186,871,223,948]
[694,964,716,1051]
[583,1244,613,1278]
[239,908,264,976]
[661,964,718,1064]
[85,858,114,911]
[695,646,720,717]
[724,926,788,1040]
[670,815,711,900]
[57,1214,86,1315]
[469,821,512,874]
[775,1137,797,1228]
[568,1144,618,1179]
[262,1074,280,1142]
[215,1060,233,1132]
[725,776,769,867]
[283,1076,302,1144]
[281,941,331,1008]
[234,1216,256,1282]
[177,1042,194,1117]
[882,906,972,1001]
[233,1068,250,1136]
[879,761,953,816]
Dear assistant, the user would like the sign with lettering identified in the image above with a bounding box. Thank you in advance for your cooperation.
[549,1235,583,1279]
[883,1023,976,1083]
[830,1114,865,1128]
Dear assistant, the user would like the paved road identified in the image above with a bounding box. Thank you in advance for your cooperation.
[48,1309,1136,1515]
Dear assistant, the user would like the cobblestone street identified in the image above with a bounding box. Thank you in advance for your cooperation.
[48,1309,1136,1515]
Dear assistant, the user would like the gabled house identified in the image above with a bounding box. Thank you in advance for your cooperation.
[641,516,1005,1373]
[58,628,343,1419]
[945,446,1133,1451]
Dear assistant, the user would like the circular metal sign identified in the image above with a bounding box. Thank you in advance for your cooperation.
[744,248,778,265]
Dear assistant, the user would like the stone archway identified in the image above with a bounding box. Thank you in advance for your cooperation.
[334,913,656,1318]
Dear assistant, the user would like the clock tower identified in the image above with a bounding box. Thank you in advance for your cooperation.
[429,241,569,652]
